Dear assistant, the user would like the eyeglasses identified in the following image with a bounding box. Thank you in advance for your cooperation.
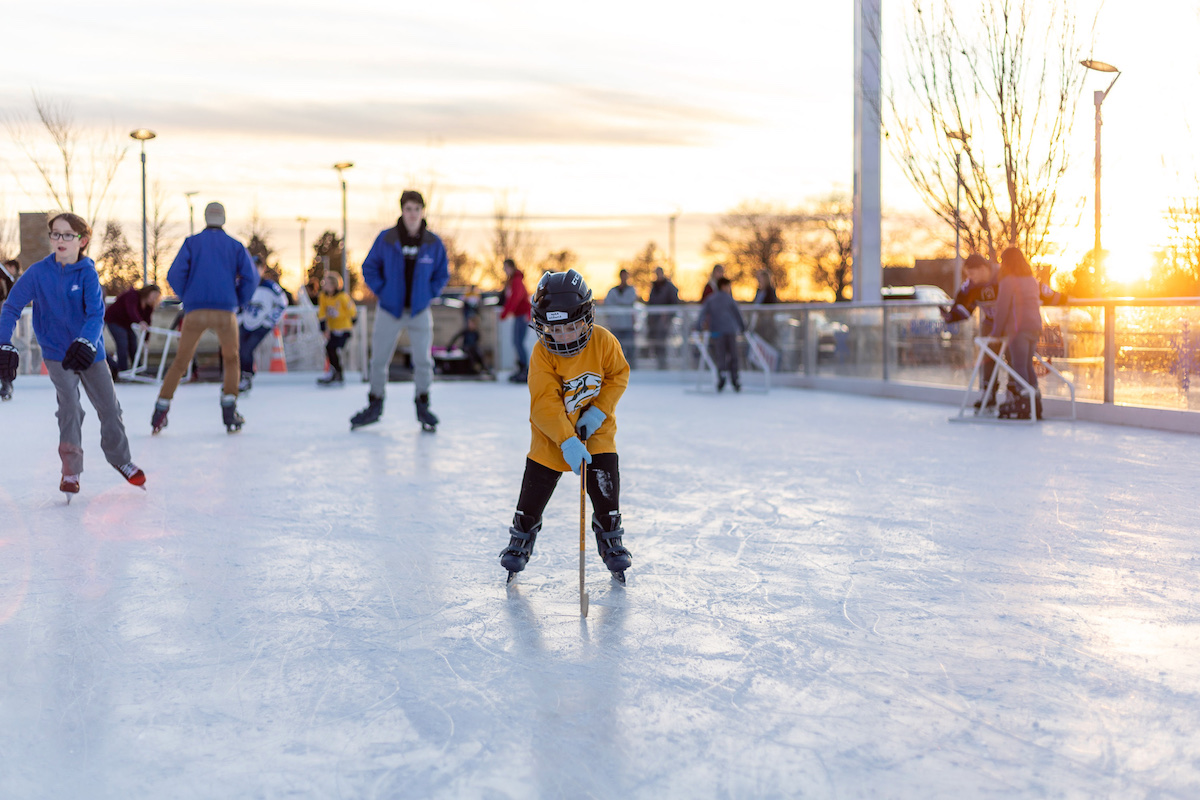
[50,232,82,241]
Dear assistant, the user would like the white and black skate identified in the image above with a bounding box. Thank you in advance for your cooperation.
[350,394,383,429]
[500,519,541,584]
[593,514,632,584]
[0,378,12,401]
[415,393,438,432]
[151,400,170,435]
[222,396,245,433]
[238,372,253,393]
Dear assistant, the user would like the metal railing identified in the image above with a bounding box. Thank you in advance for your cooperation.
[593,298,1200,431]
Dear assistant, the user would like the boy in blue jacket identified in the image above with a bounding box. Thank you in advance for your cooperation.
[0,213,144,497]
[151,202,258,434]
[350,190,449,431]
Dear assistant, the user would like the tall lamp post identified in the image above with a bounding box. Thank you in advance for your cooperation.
[333,162,353,288]
[130,129,157,285]
[1081,58,1121,284]
[184,191,199,236]
[297,216,309,283]
[945,129,970,291]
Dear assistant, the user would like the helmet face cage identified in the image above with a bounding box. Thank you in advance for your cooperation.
[532,270,595,357]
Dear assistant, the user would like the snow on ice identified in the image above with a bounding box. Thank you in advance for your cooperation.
[1,374,1198,798]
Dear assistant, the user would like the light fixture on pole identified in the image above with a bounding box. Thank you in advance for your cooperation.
[945,129,970,291]
[130,129,157,285]
[184,191,199,236]
[297,216,309,280]
[1081,58,1121,285]
[333,162,353,288]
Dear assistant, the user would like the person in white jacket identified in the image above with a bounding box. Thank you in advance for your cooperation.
[236,258,288,391]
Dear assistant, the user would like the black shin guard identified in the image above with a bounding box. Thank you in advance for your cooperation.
[500,513,542,573]
[592,511,632,573]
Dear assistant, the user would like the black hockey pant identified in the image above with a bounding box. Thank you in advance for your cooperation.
[513,454,620,532]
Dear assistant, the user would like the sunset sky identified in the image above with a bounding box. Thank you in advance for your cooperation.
[2,1,1197,296]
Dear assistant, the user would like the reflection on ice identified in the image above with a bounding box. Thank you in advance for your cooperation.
[0,374,1198,797]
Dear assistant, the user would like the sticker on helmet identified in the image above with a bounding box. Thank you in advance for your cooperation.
[547,311,568,321]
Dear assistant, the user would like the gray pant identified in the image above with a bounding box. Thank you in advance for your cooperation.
[47,360,133,476]
[369,306,434,398]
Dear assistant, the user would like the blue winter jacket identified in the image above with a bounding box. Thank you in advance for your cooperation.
[0,254,106,363]
[362,224,450,318]
[168,227,258,312]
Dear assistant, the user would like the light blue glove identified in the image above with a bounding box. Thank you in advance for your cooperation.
[560,436,593,475]
[575,406,607,441]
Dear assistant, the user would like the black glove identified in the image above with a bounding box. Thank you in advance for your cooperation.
[0,344,18,382]
[62,338,97,372]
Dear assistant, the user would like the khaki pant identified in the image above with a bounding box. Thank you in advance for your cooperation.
[158,309,241,400]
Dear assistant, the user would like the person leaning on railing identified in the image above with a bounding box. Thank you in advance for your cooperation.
[941,253,1068,411]
[991,247,1045,420]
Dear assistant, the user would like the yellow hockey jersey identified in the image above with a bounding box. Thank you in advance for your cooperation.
[318,291,357,331]
[527,325,630,472]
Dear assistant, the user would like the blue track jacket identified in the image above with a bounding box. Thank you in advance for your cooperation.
[362,225,449,318]
[168,227,258,312]
[0,254,106,363]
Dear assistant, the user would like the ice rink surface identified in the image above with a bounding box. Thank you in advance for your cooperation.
[1,372,1198,799]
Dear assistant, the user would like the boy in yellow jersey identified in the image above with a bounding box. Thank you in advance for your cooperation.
[500,270,633,583]
[316,273,357,386]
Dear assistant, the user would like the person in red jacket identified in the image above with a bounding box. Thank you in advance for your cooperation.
[499,258,532,383]
[105,284,162,379]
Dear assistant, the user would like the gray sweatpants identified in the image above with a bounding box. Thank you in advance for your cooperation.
[46,360,133,476]
[368,306,434,398]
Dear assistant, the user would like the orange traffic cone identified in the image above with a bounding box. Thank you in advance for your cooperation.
[40,360,48,375]
[269,328,288,373]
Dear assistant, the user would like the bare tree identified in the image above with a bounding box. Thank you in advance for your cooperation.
[488,191,541,285]
[618,242,668,296]
[888,0,1090,263]
[797,195,855,302]
[1151,195,1200,296]
[536,250,579,279]
[705,201,796,294]
[4,93,128,228]
[444,233,484,288]
[148,181,180,285]
[95,221,141,295]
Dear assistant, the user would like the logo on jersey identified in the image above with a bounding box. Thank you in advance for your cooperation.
[562,371,602,414]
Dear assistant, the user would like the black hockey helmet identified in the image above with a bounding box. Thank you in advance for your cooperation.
[531,269,594,357]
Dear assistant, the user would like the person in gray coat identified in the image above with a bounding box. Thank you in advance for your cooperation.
[695,277,746,391]
[991,246,1043,419]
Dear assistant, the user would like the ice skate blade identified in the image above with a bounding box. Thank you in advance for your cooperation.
[506,570,518,585]
[421,423,437,433]
[611,571,627,585]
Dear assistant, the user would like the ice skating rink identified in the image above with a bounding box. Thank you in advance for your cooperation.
[2,373,1198,799]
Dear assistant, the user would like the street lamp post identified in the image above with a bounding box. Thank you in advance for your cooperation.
[945,129,970,291]
[297,216,308,280]
[130,129,157,285]
[333,162,353,288]
[184,191,199,236]
[1080,59,1122,283]
[668,212,677,270]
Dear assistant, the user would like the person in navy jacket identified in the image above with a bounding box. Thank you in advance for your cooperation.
[0,213,144,495]
[151,202,258,434]
[350,189,449,430]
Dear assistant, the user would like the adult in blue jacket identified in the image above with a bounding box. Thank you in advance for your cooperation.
[151,202,259,434]
[0,213,143,494]
[350,189,449,431]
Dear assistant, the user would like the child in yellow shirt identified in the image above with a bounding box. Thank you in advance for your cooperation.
[500,270,633,583]
[316,273,357,386]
